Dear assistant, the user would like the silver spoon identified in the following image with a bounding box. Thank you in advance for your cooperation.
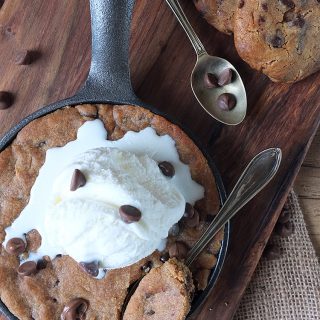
[121,148,281,316]
[166,0,247,125]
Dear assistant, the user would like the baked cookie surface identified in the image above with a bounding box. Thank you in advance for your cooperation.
[0,104,222,320]
[234,0,320,82]
[193,0,237,34]
[123,259,194,320]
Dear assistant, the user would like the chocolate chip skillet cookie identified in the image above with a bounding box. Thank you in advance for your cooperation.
[0,104,223,320]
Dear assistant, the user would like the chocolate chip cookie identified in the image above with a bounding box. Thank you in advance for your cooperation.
[0,104,222,319]
[234,0,320,82]
[193,0,237,34]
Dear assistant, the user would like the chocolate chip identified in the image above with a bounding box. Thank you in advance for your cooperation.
[270,30,285,48]
[160,252,169,263]
[56,254,62,258]
[218,69,233,86]
[18,261,37,276]
[258,15,266,25]
[0,0,4,9]
[262,3,268,11]
[204,73,219,89]
[6,237,26,255]
[217,93,236,111]
[158,161,175,177]
[275,221,294,237]
[0,91,14,110]
[146,310,155,315]
[169,241,188,260]
[79,261,99,277]
[141,261,153,273]
[70,169,86,191]
[263,244,281,260]
[37,258,48,270]
[293,14,305,28]
[283,11,295,23]
[184,203,195,218]
[238,0,245,8]
[15,50,33,65]
[185,209,200,228]
[119,205,141,223]
[280,0,295,8]
[61,298,89,320]
[169,223,180,236]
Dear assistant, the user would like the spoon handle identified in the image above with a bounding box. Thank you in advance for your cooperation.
[166,0,207,57]
[185,148,282,266]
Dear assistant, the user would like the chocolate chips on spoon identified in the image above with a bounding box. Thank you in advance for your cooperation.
[204,73,219,88]
[79,261,99,277]
[217,68,233,86]
[217,93,237,111]
[61,298,89,320]
[119,205,142,223]
[70,169,86,191]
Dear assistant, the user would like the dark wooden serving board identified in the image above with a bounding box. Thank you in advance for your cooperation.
[0,0,319,319]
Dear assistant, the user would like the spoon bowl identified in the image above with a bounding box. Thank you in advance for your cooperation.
[166,0,247,125]
[192,54,247,125]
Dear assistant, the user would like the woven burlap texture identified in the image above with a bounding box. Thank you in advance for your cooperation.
[234,191,320,320]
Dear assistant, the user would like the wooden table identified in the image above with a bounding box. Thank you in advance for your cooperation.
[0,0,319,319]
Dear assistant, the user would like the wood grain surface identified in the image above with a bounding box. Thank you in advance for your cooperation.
[295,129,320,256]
[0,0,320,319]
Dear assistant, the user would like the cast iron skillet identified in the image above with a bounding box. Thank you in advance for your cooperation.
[0,0,230,318]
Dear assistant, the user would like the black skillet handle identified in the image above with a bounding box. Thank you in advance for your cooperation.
[71,0,142,106]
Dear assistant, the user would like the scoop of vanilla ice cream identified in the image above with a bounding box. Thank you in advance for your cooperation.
[44,147,185,268]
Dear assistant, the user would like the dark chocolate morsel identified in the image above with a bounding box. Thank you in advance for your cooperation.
[204,73,219,88]
[6,237,26,255]
[158,161,175,178]
[15,50,33,65]
[61,298,89,320]
[18,261,37,276]
[70,169,86,191]
[160,252,170,263]
[217,93,237,111]
[184,203,195,218]
[185,209,200,228]
[168,223,180,237]
[168,241,188,260]
[141,261,153,273]
[218,68,233,86]
[79,261,99,277]
[119,205,142,223]
[0,91,14,110]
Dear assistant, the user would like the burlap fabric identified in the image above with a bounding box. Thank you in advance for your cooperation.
[234,191,320,320]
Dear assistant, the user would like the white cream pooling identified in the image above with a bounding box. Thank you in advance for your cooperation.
[4,119,204,269]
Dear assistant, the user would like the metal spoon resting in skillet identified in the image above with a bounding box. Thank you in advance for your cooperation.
[121,148,282,318]
[0,0,229,319]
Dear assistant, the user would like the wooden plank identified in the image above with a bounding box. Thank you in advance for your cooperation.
[303,129,320,168]
[294,167,320,199]
[295,197,320,256]
[0,0,319,319]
